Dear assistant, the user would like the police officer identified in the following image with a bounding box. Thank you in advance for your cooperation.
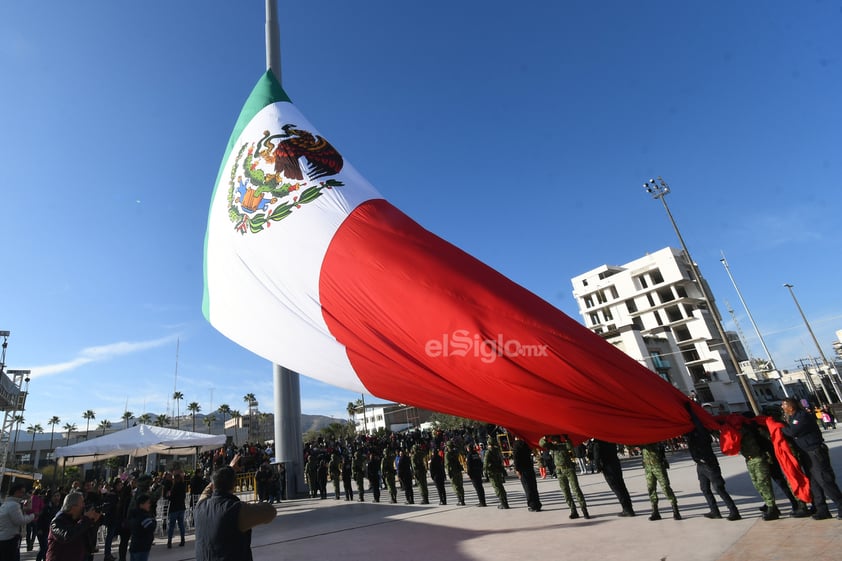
[483,435,509,509]
[397,449,415,504]
[781,397,842,520]
[540,435,588,519]
[512,435,541,512]
[445,441,466,506]
[465,444,487,507]
[593,439,635,517]
[381,447,398,504]
[429,446,448,505]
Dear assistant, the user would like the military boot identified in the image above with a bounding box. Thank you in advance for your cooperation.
[569,506,580,519]
[672,503,682,520]
[763,505,780,521]
[581,505,590,520]
[648,505,661,521]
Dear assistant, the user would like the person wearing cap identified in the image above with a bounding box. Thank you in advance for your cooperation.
[194,454,277,561]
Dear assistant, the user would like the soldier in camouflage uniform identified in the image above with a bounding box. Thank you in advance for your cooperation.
[539,435,589,519]
[739,420,780,520]
[640,442,681,520]
[445,441,466,506]
[381,447,398,504]
[328,452,342,500]
[352,450,367,502]
[483,435,509,509]
[411,445,430,504]
[305,455,319,498]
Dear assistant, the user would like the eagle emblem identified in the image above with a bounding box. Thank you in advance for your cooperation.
[226,124,344,234]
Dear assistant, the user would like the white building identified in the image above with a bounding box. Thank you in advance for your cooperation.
[570,246,772,413]
[350,402,434,434]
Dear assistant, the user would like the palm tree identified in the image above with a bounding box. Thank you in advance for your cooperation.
[243,393,257,441]
[217,404,231,436]
[155,414,170,427]
[187,402,201,432]
[47,416,61,457]
[98,420,112,435]
[203,414,216,434]
[122,411,133,429]
[62,423,77,446]
[172,391,184,429]
[138,413,152,425]
[11,414,25,463]
[82,410,96,440]
[27,424,43,466]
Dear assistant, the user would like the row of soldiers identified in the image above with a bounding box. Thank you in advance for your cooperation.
[304,435,512,508]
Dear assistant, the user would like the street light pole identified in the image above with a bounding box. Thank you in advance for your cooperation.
[720,253,788,397]
[784,283,841,402]
[644,177,760,414]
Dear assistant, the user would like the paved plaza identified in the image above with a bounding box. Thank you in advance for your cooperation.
[20,428,842,561]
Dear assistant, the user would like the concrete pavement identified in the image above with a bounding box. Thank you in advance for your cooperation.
[22,427,842,561]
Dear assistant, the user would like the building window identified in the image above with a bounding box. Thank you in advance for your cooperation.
[632,317,644,330]
[583,279,589,287]
[646,293,656,307]
[584,295,594,308]
[635,275,648,289]
[596,290,607,304]
[609,285,619,299]
[603,308,613,321]
[656,287,675,303]
[650,268,664,284]
[589,313,600,325]
[626,299,638,313]
[665,305,683,322]
[653,311,663,326]
[675,285,688,298]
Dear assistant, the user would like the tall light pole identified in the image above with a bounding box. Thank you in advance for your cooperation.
[784,283,841,402]
[720,253,788,397]
[644,177,760,414]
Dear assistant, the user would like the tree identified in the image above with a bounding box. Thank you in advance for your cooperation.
[203,414,216,434]
[82,410,96,440]
[138,413,152,425]
[173,391,184,429]
[230,410,242,445]
[98,420,112,435]
[122,411,133,429]
[11,414,25,463]
[47,416,61,458]
[62,423,77,446]
[217,404,231,436]
[27,424,43,467]
[187,402,201,432]
[243,393,257,441]
[155,414,170,427]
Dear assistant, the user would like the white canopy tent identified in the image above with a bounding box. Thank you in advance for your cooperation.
[54,424,226,467]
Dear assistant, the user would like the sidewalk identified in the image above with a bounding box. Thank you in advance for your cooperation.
[22,428,842,561]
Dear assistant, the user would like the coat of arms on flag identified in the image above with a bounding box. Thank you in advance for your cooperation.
[227,125,344,234]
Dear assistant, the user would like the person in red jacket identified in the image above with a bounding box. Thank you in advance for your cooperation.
[46,492,101,561]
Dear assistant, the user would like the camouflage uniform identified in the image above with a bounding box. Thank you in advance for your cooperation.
[445,441,466,505]
[381,448,398,503]
[739,422,778,520]
[328,453,342,499]
[352,451,367,502]
[305,455,319,498]
[539,435,588,519]
[411,445,430,504]
[641,443,680,520]
[483,436,509,509]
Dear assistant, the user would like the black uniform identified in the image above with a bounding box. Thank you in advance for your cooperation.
[512,438,541,512]
[593,440,635,516]
[466,447,487,507]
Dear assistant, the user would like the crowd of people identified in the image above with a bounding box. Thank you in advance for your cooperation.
[0,399,840,561]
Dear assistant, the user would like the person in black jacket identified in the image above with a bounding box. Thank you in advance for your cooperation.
[593,439,636,517]
[35,491,61,561]
[128,494,156,561]
[47,492,102,561]
[466,444,488,507]
[781,398,842,520]
[512,435,541,512]
[684,405,740,521]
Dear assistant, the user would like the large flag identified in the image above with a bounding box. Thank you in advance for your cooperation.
[204,70,715,445]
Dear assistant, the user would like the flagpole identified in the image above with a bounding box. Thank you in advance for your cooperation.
[266,0,305,499]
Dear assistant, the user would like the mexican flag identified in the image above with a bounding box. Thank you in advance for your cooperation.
[203,70,710,445]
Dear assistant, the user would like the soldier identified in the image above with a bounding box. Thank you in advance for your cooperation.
[317,458,329,499]
[429,446,448,505]
[352,450,367,502]
[593,439,635,516]
[640,442,681,521]
[737,419,780,520]
[328,452,342,500]
[466,444,487,507]
[381,447,398,504]
[445,441,466,506]
[304,455,319,498]
[540,435,589,519]
[483,435,509,509]
[411,445,430,505]
[397,449,415,504]
[341,454,354,501]
[366,451,381,503]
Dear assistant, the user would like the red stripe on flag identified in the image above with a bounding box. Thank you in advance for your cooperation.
[320,199,706,445]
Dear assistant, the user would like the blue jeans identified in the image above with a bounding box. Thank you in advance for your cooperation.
[167,509,185,542]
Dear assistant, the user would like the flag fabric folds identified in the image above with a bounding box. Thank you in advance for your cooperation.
[203,70,715,445]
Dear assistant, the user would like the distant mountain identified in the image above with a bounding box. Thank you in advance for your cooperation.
[301,414,346,433]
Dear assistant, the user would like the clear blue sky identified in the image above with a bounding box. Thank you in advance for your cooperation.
[1,1,840,432]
